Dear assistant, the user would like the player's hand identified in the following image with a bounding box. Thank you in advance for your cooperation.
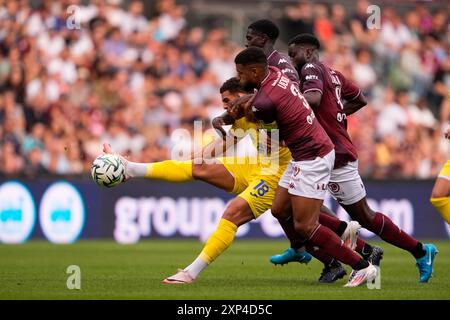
[229,94,255,119]
[212,116,227,138]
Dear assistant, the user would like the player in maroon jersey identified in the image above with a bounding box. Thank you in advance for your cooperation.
[272,33,437,283]
[210,19,366,282]
[240,20,381,281]
[245,19,299,83]
[213,19,300,138]
[233,47,378,287]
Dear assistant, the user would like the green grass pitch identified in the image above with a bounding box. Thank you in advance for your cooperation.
[0,240,449,299]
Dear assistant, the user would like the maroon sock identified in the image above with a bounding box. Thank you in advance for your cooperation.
[319,213,347,236]
[370,212,424,258]
[355,238,366,254]
[305,243,334,265]
[276,216,305,249]
[308,224,368,270]
[278,212,346,249]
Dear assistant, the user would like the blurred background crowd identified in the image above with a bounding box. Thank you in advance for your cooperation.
[0,0,448,179]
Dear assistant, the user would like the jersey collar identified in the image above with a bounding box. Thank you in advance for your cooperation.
[267,49,277,60]
[261,68,272,85]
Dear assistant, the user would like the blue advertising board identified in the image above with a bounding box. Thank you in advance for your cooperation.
[0,178,448,243]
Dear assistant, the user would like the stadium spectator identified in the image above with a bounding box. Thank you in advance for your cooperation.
[0,0,447,179]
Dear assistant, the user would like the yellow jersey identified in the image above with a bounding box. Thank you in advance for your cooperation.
[229,117,292,167]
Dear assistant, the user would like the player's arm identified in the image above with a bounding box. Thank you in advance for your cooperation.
[278,57,300,84]
[191,110,248,159]
[212,111,236,138]
[192,136,237,159]
[303,90,322,108]
[228,94,256,121]
[338,70,367,116]
[198,94,256,160]
[343,92,367,116]
[300,64,323,109]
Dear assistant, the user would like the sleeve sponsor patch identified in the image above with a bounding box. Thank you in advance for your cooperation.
[281,68,295,74]
[305,74,319,80]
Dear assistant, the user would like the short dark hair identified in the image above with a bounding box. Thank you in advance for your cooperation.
[220,77,242,94]
[234,47,267,66]
[288,33,321,49]
[248,19,279,42]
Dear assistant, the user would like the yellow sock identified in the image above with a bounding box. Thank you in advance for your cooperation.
[146,160,193,182]
[199,219,238,264]
[430,197,450,224]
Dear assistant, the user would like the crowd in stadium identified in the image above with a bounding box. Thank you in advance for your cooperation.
[0,0,448,179]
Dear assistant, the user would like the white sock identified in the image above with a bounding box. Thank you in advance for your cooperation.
[126,161,149,178]
[184,257,208,279]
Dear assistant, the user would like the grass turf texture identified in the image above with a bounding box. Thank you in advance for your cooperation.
[0,240,449,299]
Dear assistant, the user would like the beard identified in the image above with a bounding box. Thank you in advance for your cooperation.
[295,58,307,71]
[242,81,257,93]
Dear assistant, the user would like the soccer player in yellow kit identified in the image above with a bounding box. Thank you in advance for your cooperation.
[103,77,364,284]
[103,77,310,283]
[430,127,450,224]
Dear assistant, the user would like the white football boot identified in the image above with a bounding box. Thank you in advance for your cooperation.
[341,221,361,250]
[344,263,378,287]
[162,269,195,284]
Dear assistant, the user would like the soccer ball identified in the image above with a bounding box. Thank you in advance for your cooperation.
[91,154,126,188]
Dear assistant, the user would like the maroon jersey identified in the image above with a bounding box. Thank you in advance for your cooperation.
[267,50,299,84]
[300,61,361,168]
[251,66,334,161]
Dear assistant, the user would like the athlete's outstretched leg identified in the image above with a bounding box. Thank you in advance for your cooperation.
[271,191,347,282]
[271,185,375,266]
[343,198,438,283]
[343,199,423,257]
[163,197,254,284]
[102,143,235,190]
[290,195,376,287]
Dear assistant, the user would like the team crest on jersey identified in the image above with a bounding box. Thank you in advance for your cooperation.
[252,105,259,112]
[278,58,288,64]
[304,63,315,69]
[328,182,340,193]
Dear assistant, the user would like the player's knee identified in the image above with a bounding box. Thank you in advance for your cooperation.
[192,162,207,180]
[293,220,314,240]
[271,205,283,219]
[431,177,450,199]
[431,189,447,199]
[222,200,254,227]
[271,202,291,220]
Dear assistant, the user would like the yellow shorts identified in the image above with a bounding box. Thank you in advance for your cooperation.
[438,160,450,180]
[218,157,288,219]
